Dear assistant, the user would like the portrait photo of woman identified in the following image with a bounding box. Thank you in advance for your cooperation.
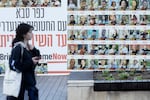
[130,0,139,10]
[109,0,119,10]
[78,59,88,69]
[119,0,129,10]
[68,59,77,69]
[109,15,117,25]
[130,14,139,25]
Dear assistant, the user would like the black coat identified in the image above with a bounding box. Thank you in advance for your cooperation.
[9,44,40,87]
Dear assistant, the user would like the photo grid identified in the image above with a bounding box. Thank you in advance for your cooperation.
[0,0,61,7]
[67,0,150,70]
[67,0,150,11]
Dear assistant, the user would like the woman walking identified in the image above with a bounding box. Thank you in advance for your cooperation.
[7,23,40,100]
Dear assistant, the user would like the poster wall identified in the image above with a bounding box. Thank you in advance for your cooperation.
[67,0,150,70]
[1,0,150,74]
[0,0,67,74]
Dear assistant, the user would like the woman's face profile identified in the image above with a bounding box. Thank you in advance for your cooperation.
[24,29,33,40]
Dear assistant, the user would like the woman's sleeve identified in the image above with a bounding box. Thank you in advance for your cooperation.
[10,45,34,72]
[30,47,41,57]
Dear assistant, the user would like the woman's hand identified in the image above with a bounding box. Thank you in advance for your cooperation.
[32,57,40,64]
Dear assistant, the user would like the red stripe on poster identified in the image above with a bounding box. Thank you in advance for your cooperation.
[47,61,67,63]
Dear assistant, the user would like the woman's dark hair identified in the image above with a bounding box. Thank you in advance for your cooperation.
[119,0,128,7]
[80,59,86,69]
[12,23,33,47]
[111,1,116,6]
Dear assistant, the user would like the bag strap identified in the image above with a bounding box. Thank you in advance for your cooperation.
[20,45,24,63]
[13,43,24,63]
[12,43,24,73]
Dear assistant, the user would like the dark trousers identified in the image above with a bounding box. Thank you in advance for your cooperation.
[6,82,38,100]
